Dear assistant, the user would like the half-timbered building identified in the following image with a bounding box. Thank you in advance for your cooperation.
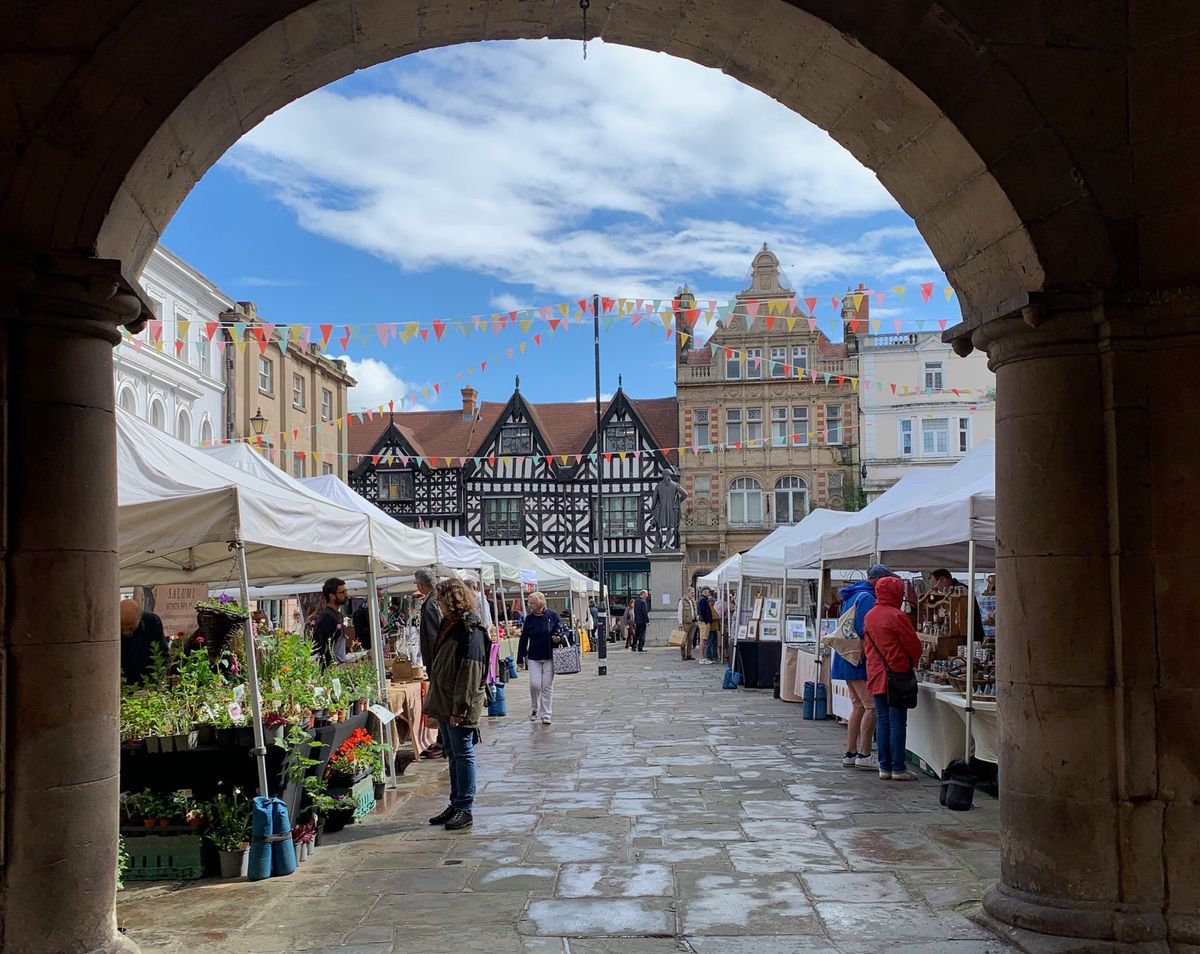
[348,382,680,603]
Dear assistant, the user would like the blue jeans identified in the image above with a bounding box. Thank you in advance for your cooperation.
[440,723,478,812]
[705,629,717,660]
[873,694,909,773]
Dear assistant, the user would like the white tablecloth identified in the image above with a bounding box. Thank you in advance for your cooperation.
[936,691,999,764]
[906,683,968,774]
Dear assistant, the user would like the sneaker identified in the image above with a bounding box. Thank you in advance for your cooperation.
[444,809,474,831]
[854,753,879,771]
[428,806,454,825]
[878,770,892,780]
[529,710,537,722]
[889,770,919,782]
[842,751,858,767]
[540,716,552,725]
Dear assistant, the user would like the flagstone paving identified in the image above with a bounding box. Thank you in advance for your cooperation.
[118,647,1015,954]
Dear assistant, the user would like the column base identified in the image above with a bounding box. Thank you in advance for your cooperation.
[98,933,141,954]
[983,882,1171,947]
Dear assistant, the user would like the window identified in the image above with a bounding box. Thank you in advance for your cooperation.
[603,495,642,537]
[483,497,523,539]
[899,419,913,456]
[197,334,210,375]
[258,356,274,394]
[693,475,711,505]
[322,462,334,476]
[725,351,741,380]
[149,398,166,432]
[605,423,637,452]
[825,405,843,444]
[770,346,787,378]
[770,407,788,446]
[791,345,808,372]
[774,476,809,525]
[176,409,191,444]
[828,473,844,495]
[726,408,742,444]
[499,424,532,455]
[118,387,137,414]
[921,418,950,455]
[378,470,415,501]
[728,476,763,525]
[292,373,306,409]
[924,361,944,391]
[688,546,719,565]
[745,347,763,379]
[746,408,763,445]
[292,455,305,478]
[321,388,333,422]
[793,406,810,446]
[692,409,710,444]
[200,417,214,446]
[958,416,971,453]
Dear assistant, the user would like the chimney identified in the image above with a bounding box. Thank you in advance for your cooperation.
[461,386,478,419]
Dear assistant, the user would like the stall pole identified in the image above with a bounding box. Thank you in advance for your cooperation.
[814,561,825,648]
[234,539,271,796]
[364,569,398,790]
[964,539,977,757]
[592,292,608,676]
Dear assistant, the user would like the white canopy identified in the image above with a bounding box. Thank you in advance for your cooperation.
[544,558,599,593]
[118,409,376,586]
[698,552,741,590]
[481,544,587,594]
[202,443,442,575]
[784,468,953,570]
[739,509,856,579]
[876,442,997,571]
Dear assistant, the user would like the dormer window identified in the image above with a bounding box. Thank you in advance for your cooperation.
[378,470,414,501]
[605,423,636,452]
[499,424,532,455]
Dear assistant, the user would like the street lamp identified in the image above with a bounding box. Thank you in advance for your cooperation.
[250,407,267,437]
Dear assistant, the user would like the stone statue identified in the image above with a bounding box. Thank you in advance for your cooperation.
[648,469,688,551]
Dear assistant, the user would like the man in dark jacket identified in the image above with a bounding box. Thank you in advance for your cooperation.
[633,589,650,652]
[120,598,168,684]
[697,587,715,664]
[931,568,985,641]
[415,568,443,758]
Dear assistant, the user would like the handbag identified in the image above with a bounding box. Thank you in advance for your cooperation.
[552,637,582,675]
[865,630,918,709]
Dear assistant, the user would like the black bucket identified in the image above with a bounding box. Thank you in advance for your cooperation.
[940,757,977,812]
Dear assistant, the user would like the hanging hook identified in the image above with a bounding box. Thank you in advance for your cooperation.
[580,0,590,60]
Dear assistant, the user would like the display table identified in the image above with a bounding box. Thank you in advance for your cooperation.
[905,683,969,775]
[936,691,999,764]
[387,680,438,755]
[734,640,782,689]
[788,645,837,712]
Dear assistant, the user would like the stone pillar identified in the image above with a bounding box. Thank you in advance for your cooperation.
[0,254,148,953]
[965,294,1200,945]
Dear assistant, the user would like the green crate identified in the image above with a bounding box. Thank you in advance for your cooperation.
[121,830,205,881]
[328,776,376,823]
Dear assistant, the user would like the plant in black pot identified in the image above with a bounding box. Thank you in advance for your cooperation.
[206,789,251,878]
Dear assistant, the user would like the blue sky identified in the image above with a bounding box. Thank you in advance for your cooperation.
[163,40,954,412]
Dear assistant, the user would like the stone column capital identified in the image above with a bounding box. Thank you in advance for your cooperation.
[0,250,153,344]
[948,286,1200,370]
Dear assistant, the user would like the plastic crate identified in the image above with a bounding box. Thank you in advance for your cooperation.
[329,776,376,823]
[121,829,205,880]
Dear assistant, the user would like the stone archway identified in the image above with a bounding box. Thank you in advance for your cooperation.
[2,3,1199,953]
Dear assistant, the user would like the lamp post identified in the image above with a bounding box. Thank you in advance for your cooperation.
[593,293,607,676]
[250,407,267,439]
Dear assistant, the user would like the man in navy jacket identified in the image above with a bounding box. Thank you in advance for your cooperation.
[633,589,650,652]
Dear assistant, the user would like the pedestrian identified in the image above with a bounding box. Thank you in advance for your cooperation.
[863,574,923,782]
[623,596,636,649]
[678,586,698,660]
[697,587,715,665]
[119,598,169,684]
[834,564,898,771]
[930,568,985,640]
[633,589,650,652]
[516,591,563,725]
[414,568,444,759]
[465,577,494,630]
[312,577,348,668]
[424,577,489,830]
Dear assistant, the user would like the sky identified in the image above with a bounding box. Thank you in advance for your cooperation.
[162,39,955,413]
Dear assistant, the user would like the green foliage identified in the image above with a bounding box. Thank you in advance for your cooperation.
[205,790,251,851]
[117,835,128,891]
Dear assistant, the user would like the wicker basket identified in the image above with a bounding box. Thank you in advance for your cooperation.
[195,606,245,662]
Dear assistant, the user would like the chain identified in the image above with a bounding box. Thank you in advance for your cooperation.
[581,0,590,60]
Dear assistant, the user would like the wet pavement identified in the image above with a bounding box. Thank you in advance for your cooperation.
[119,646,1013,954]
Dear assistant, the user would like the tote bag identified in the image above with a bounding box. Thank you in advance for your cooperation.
[552,639,582,675]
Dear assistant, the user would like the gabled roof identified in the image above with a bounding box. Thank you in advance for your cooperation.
[348,391,678,466]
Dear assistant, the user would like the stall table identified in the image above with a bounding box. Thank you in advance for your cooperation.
[734,640,782,689]
[387,680,438,756]
[936,690,999,764]
[905,683,969,775]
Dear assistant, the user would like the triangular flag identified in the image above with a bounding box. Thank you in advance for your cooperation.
[803,296,817,314]
[319,324,333,348]
[419,328,429,343]
[944,286,955,301]
[893,285,906,300]
[534,334,542,347]
[831,296,840,313]
[432,319,446,341]
[519,317,533,333]
[921,282,934,302]
[938,319,948,331]
[204,321,218,340]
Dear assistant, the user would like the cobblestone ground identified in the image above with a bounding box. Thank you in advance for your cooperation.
[119,646,1013,954]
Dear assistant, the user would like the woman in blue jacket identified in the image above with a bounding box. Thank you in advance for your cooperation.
[516,591,563,725]
[834,564,896,770]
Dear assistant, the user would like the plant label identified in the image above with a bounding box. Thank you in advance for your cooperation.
[368,704,396,724]
[227,702,244,723]
[233,684,245,703]
[271,678,281,693]
[331,677,343,699]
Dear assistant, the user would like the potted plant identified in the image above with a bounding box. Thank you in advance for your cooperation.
[263,709,288,742]
[206,789,251,878]
[194,594,249,663]
[366,740,389,801]
[122,789,160,829]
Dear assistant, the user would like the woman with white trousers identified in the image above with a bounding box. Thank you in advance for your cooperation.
[516,591,562,726]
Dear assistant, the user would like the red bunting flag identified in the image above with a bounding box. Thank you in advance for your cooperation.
[507,348,514,359]
[339,326,351,351]
[432,319,446,341]
[745,300,760,320]
[480,361,487,372]
[320,324,333,347]
[601,297,615,314]
[205,321,219,340]
[920,282,934,302]
[804,296,817,314]
[938,319,948,331]
[489,455,496,467]
[534,334,542,347]
[685,309,700,326]
[371,455,380,465]
[419,328,429,342]
[548,319,561,331]
[765,316,776,331]
[433,383,440,395]
[377,324,390,346]
[890,384,897,395]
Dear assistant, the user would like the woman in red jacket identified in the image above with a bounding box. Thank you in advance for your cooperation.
[863,575,923,782]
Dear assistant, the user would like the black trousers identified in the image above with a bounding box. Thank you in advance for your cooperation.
[634,623,647,651]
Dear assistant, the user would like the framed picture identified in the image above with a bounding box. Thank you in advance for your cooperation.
[759,621,781,641]
[736,623,748,640]
[763,598,781,622]
[819,618,838,638]
[784,616,807,644]
[751,597,764,621]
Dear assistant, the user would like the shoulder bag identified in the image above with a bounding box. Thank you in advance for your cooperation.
[865,629,918,709]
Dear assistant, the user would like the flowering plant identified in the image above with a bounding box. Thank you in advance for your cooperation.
[196,594,248,617]
[205,788,250,851]
[326,728,374,778]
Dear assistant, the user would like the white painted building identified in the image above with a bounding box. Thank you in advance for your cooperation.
[116,245,229,445]
[857,331,995,498]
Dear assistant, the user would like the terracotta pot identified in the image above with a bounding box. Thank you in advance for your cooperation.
[142,819,156,829]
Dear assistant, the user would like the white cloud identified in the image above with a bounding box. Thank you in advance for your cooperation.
[489,292,532,313]
[234,276,308,288]
[225,40,932,298]
[342,356,427,411]
[574,392,614,404]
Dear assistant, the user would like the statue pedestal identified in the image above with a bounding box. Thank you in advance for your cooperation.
[645,551,685,647]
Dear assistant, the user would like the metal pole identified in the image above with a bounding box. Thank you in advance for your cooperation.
[593,292,608,676]
[964,539,977,757]
[234,539,271,795]
[365,568,397,790]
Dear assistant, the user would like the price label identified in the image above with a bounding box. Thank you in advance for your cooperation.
[331,677,343,699]
[368,704,396,724]
[271,678,281,693]
[227,702,244,723]
[233,684,245,703]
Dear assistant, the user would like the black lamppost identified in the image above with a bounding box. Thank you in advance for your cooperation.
[250,407,267,438]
